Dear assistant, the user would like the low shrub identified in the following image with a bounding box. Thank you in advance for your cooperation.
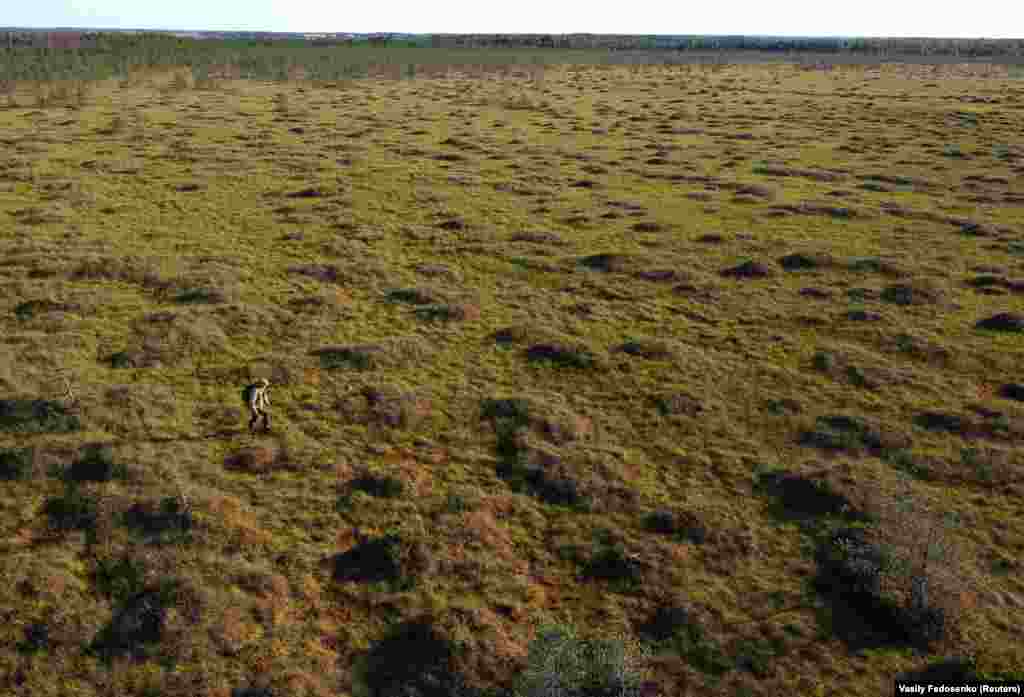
[512,623,650,697]
[0,447,34,480]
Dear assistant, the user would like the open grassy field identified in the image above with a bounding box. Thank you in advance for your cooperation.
[0,58,1023,696]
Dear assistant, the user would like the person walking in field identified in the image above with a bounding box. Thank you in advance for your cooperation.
[243,378,271,434]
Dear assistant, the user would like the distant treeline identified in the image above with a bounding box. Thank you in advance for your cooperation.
[3,30,1023,56]
[1,30,1023,84]
[428,33,1024,57]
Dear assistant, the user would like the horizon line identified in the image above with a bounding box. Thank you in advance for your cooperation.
[2,26,1020,41]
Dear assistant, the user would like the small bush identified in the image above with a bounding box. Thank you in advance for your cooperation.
[93,555,148,602]
[67,443,127,483]
[881,449,930,480]
[756,471,866,522]
[637,603,691,642]
[642,509,707,543]
[480,397,533,428]
[349,470,405,499]
[331,533,428,591]
[122,497,194,543]
[513,623,650,697]
[815,485,968,652]
[525,342,598,370]
[582,543,644,590]
[174,285,229,304]
[16,621,50,655]
[799,414,910,455]
[0,398,80,433]
[314,337,431,371]
[43,484,99,533]
[90,580,183,661]
[496,447,590,511]
[812,351,835,372]
[106,350,138,369]
[364,617,472,697]
[734,637,780,677]
[0,447,34,480]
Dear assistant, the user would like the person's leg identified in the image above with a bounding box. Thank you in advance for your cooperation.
[263,410,271,433]
[249,410,258,433]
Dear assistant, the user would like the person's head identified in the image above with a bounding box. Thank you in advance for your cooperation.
[258,378,270,388]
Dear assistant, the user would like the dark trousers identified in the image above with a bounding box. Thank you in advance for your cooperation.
[249,410,270,433]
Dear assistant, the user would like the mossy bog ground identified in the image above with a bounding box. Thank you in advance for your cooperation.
[0,60,1023,696]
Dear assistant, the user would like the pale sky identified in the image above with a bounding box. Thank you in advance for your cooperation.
[5,0,1022,39]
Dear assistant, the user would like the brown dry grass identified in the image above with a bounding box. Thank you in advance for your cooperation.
[0,58,1022,696]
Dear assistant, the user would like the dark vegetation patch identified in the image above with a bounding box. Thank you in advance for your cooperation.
[810,348,905,391]
[313,336,432,371]
[437,217,466,231]
[636,603,731,675]
[0,398,80,433]
[66,443,128,483]
[878,332,951,364]
[631,221,664,233]
[756,471,867,523]
[642,508,708,543]
[92,554,148,603]
[386,286,446,305]
[779,252,833,271]
[89,580,192,661]
[330,533,432,591]
[799,414,912,456]
[814,519,965,652]
[43,483,99,533]
[122,497,194,543]
[695,233,725,243]
[998,383,1024,401]
[14,298,79,320]
[413,301,481,322]
[799,287,833,299]
[0,447,34,480]
[490,323,561,347]
[913,411,971,434]
[363,617,473,697]
[975,313,1024,332]
[720,260,772,279]
[525,341,599,370]
[17,621,50,655]
[579,252,640,273]
[844,309,883,322]
[483,397,593,509]
[343,468,405,501]
[174,285,230,304]
[285,186,327,198]
[880,282,943,306]
[580,541,644,590]
[480,395,593,446]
